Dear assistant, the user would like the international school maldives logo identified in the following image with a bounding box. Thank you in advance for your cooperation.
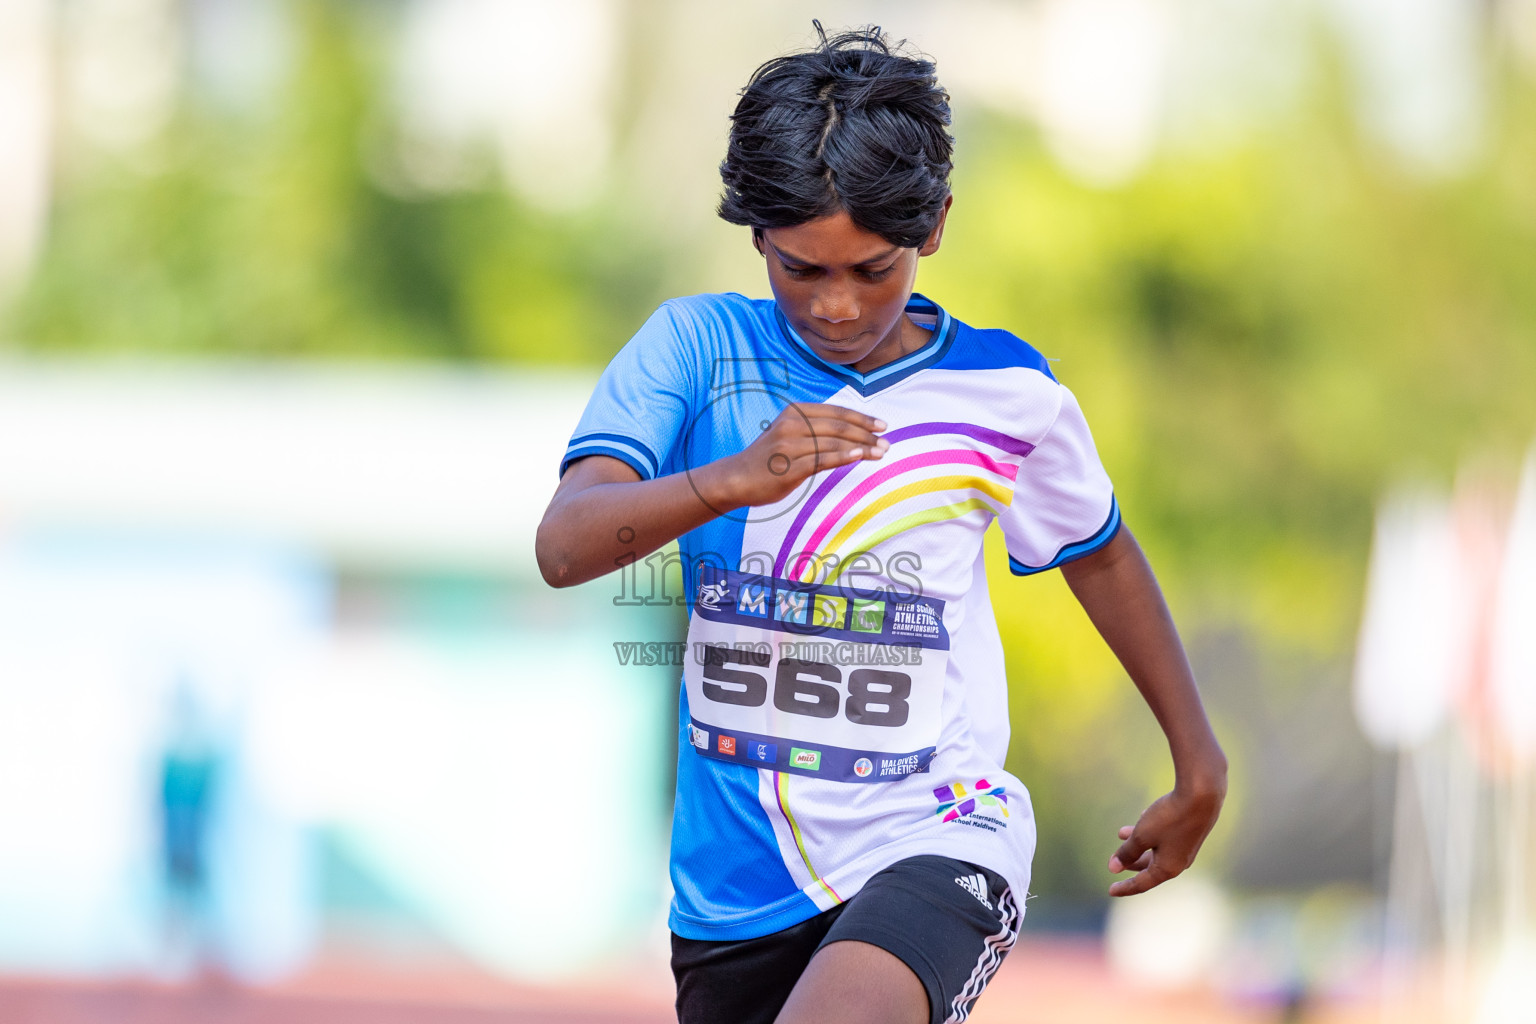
[934,779,1009,822]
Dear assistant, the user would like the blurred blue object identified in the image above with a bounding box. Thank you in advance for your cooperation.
[0,530,328,980]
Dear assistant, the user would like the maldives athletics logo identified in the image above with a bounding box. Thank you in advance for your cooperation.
[933,779,1009,822]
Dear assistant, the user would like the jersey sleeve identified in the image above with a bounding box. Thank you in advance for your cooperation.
[560,303,698,480]
[999,383,1121,575]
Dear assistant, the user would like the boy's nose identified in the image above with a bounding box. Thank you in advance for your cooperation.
[811,285,858,324]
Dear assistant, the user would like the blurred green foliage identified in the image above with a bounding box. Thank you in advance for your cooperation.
[7,2,665,363]
[932,64,1536,903]
[5,2,1535,912]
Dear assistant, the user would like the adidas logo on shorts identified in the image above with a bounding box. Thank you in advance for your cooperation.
[955,873,992,911]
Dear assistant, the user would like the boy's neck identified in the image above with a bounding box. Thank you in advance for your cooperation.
[849,306,936,375]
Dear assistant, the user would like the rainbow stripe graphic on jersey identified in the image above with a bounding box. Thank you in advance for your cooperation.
[934,779,1010,822]
[775,422,1034,582]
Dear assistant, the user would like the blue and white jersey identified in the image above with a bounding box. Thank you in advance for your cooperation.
[562,292,1118,941]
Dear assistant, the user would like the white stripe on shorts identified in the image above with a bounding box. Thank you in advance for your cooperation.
[945,886,1019,1023]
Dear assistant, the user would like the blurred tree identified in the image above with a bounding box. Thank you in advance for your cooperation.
[4,0,668,363]
[921,52,1536,909]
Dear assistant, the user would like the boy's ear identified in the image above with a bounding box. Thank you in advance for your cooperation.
[917,194,953,257]
[752,226,765,255]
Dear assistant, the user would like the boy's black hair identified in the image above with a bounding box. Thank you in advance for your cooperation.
[718,23,953,249]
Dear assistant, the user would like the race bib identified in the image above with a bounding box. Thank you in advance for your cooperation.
[682,566,948,783]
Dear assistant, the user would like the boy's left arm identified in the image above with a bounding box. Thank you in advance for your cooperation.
[1058,524,1228,897]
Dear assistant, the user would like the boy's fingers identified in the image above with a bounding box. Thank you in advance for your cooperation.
[791,404,887,433]
[764,412,879,447]
[772,437,854,462]
[804,409,885,435]
[800,438,884,463]
[1108,848,1151,872]
[1109,863,1172,898]
[1108,852,1150,874]
[1118,825,1133,840]
[1110,832,1149,874]
[744,431,889,487]
[779,442,882,475]
[829,444,886,465]
[783,437,888,469]
[799,418,887,447]
[824,436,887,457]
[807,403,887,431]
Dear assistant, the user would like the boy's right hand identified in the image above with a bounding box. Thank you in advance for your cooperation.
[712,403,889,508]
[539,403,888,589]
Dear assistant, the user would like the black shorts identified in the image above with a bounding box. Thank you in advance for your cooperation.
[671,855,1018,1024]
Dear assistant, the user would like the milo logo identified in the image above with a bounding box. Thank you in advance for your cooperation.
[789,747,822,771]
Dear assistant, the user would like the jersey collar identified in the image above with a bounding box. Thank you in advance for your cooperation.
[775,294,957,397]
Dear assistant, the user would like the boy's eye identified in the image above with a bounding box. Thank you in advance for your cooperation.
[779,261,895,282]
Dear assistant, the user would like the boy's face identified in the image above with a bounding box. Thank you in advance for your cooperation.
[755,200,950,376]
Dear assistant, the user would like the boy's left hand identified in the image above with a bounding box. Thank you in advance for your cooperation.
[1107,784,1224,897]
[1059,527,1227,898]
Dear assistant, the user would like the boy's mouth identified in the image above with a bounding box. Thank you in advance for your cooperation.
[805,326,866,348]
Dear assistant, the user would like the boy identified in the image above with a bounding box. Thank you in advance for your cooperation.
[536,25,1226,1024]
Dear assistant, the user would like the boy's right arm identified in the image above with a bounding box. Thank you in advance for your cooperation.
[536,404,889,588]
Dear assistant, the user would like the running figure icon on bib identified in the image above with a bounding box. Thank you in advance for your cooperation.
[681,564,948,783]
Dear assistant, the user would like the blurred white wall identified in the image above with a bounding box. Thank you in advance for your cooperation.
[0,0,52,293]
[0,363,676,980]
[0,361,593,573]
